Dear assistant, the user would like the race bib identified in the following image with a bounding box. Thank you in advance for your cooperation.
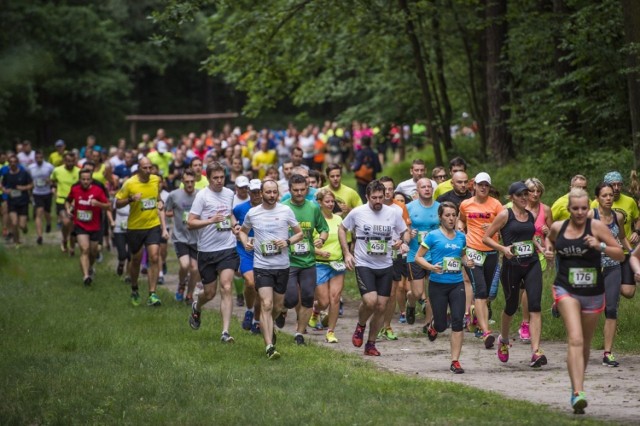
[77,210,93,222]
[35,178,46,187]
[119,222,127,231]
[512,240,534,258]
[291,240,310,255]
[10,189,21,198]
[443,256,462,273]
[261,241,281,256]
[182,211,189,223]
[417,230,429,244]
[329,261,346,271]
[366,239,388,255]
[466,248,486,266]
[216,217,232,231]
[141,198,157,211]
[569,267,597,286]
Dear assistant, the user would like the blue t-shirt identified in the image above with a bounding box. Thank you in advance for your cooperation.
[422,228,466,284]
[233,200,255,258]
[406,199,440,262]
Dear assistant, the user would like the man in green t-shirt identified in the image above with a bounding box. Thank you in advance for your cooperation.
[281,174,329,345]
[322,163,362,217]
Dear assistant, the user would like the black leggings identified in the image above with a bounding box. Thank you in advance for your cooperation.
[112,233,130,262]
[465,251,499,299]
[500,261,542,316]
[429,281,466,332]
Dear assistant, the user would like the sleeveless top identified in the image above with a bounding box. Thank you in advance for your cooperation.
[532,203,546,251]
[593,208,621,268]
[501,208,538,265]
[554,219,604,296]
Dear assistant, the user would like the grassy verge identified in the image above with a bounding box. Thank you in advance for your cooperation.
[0,242,601,425]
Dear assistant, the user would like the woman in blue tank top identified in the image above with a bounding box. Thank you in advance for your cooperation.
[546,188,623,414]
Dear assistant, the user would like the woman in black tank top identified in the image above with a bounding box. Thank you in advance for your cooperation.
[546,189,623,414]
[483,181,546,368]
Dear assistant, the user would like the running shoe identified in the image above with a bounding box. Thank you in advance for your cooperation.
[426,322,438,342]
[294,334,305,345]
[450,360,465,374]
[571,391,587,414]
[352,323,366,347]
[518,321,531,343]
[406,305,416,325]
[83,276,92,287]
[530,349,548,368]
[602,352,620,367]
[266,345,280,360]
[551,302,560,318]
[399,313,407,324]
[189,301,201,330]
[175,289,185,302]
[236,294,245,307]
[116,262,124,276]
[364,342,381,356]
[221,332,235,343]
[275,311,287,329]
[158,275,165,285]
[482,331,495,349]
[474,328,484,338]
[147,293,161,307]
[497,335,510,362]
[251,322,261,334]
[325,330,338,343]
[383,327,398,341]
[308,314,320,329]
[242,310,254,330]
[320,312,329,328]
[37,236,43,245]
[130,291,141,306]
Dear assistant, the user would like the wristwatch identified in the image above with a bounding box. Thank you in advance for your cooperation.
[600,242,607,252]
[286,239,291,246]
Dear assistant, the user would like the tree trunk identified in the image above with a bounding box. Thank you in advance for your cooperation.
[431,0,453,153]
[621,0,640,168]
[398,0,443,167]
[485,0,512,164]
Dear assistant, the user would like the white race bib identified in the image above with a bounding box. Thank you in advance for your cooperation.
[569,267,597,286]
[261,241,281,256]
[141,198,157,211]
[512,240,534,258]
[366,240,388,256]
[442,256,462,273]
[291,241,310,255]
[216,217,232,231]
[77,210,93,222]
[466,248,486,266]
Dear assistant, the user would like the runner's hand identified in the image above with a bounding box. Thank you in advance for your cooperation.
[502,246,514,260]
[345,253,355,270]
[544,249,555,261]
[431,263,443,274]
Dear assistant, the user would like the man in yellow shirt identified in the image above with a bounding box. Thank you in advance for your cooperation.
[148,141,174,178]
[433,156,467,199]
[49,139,66,167]
[322,163,362,217]
[50,152,80,253]
[251,139,277,180]
[551,174,588,221]
[116,157,169,307]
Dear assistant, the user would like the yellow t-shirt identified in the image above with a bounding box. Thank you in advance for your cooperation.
[251,150,277,179]
[321,184,363,211]
[116,174,161,230]
[314,214,343,262]
[49,151,64,167]
[433,179,453,199]
[51,165,80,203]
[180,175,208,190]
[92,163,106,185]
[551,193,570,222]
[591,193,639,240]
[148,151,174,178]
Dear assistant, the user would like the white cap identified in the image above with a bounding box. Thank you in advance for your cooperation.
[157,141,168,154]
[248,179,262,191]
[474,172,491,185]
[235,176,249,188]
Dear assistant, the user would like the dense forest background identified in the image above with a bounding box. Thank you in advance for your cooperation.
[1,0,639,179]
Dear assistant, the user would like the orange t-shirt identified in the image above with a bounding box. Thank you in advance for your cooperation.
[393,200,411,226]
[313,138,325,164]
[459,196,503,251]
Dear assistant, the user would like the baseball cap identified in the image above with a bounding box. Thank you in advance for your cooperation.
[474,172,491,185]
[236,176,249,188]
[508,181,529,196]
[55,139,65,147]
[248,179,262,191]
[157,141,168,154]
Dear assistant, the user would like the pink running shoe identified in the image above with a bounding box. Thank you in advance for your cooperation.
[518,321,531,343]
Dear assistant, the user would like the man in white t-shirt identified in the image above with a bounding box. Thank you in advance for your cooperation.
[187,161,240,344]
[239,180,303,360]
[395,159,437,200]
[233,175,250,208]
[339,180,407,356]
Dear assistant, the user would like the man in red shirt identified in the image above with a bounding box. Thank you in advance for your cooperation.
[66,169,110,286]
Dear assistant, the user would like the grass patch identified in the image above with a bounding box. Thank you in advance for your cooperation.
[0,242,603,424]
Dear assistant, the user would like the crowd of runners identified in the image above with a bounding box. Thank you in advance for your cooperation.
[1,122,639,415]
